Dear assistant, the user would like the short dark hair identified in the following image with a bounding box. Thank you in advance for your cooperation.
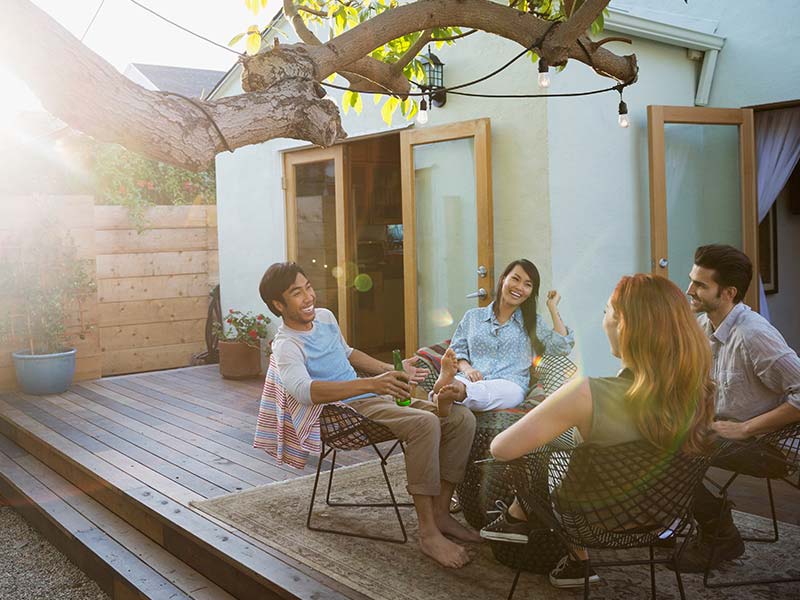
[693,244,752,303]
[259,262,306,317]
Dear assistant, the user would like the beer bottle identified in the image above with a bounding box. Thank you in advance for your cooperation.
[392,349,411,406]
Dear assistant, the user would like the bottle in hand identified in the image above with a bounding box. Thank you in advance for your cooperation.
[392,349,411,406]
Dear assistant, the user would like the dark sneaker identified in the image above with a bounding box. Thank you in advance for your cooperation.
[549,555,601,588]
[479,501,529,544]
[670,525,745,573]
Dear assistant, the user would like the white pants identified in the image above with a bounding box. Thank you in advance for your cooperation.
[454,375,526,412]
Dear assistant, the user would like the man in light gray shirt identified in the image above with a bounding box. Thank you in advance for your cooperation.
[259,262,478,569]
[675,244,800,573]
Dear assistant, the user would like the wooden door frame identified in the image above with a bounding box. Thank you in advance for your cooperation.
[647,105,759,310]
[283,145,353,335]
[400,118,493,353]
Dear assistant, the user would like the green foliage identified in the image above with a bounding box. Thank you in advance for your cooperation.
[230,0,606,124]
[213,310,271,348]
[93,143,216,232]
[0,222,96,355]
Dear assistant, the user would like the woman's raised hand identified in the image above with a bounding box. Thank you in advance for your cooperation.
[546,290,561,309]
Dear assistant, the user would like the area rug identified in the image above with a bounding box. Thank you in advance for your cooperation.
[192,457,800,599]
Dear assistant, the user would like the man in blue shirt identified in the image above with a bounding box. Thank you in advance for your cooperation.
[259,262,478,568]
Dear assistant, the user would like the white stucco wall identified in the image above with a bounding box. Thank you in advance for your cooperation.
[547,37,699,375]
[620,0,800,107]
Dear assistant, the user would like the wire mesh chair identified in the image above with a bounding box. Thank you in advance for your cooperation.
[455,354,578,530]
[306,403,412,543]
[702,420,800,588]
[505,441,711,600]
[532,354,578,397]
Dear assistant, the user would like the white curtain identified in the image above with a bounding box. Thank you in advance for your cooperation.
[755,107,800,320]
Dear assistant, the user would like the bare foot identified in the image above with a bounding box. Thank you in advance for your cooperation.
[419,531,471,568]
[436,513,483,543]
[435,383,460,417]
[433,348,458,394]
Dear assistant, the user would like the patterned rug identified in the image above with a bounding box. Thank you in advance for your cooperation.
[192,457,800,599]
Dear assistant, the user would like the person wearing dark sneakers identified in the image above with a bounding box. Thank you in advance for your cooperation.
[549,555,601,589]
[479,500,530,544]
[675,245,800,573]
[484,274,716,589]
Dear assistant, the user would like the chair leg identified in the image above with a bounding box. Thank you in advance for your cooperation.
[507,569,522,600]
[583,560,591,600]
[306,444,408,543]
[649,545,656,600]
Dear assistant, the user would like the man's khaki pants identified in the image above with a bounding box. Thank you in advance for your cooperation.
[348,395,476,497]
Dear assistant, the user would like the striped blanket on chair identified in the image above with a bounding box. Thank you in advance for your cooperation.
[253,354,323,469]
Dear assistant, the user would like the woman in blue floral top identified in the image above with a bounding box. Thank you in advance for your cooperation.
[432,259,574,413]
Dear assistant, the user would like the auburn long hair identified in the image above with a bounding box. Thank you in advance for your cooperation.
[610,274,714,455]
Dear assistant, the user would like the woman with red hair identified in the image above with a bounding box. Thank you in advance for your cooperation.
[482,274,715,589]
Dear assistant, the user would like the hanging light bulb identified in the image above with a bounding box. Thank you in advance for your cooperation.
[417,98,429,124]
[537,58,550,89]
[618,99,630,128]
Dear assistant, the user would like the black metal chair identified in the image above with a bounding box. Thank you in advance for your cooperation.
[505,441,712,600]
[455,354,578,531]
[702,420,800,588]
[306,403,413,543]
[532,353,579,398]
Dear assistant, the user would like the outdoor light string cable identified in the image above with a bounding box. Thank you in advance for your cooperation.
[80,0,107,42]
[126,0,632,102]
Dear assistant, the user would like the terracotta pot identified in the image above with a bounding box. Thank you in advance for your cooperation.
[218,341,262,379]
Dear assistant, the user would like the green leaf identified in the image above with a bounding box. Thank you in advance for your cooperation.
[246,32,262,56]
[407,99,418,120]
[353,92,363,115]
[228,33,245,47]
[342,90,353,115]
[373,93,383,105]
[380,97,399,126]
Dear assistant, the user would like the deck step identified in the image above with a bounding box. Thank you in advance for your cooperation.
[0,393,355,600]
[0,432,235,600]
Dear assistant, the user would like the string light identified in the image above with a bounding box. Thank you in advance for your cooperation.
[416,98,429,124]
[617,89,629,128]
[537,58,550,89]
[127,0,634,131]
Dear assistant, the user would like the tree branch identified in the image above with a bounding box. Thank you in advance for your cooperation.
[295,0,634,84]
[395,29,434,72]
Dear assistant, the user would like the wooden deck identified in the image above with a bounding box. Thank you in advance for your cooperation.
[0,365,797,599]
[0,365,381,600]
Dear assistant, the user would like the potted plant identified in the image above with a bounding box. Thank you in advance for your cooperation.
[0,226,96,395]
[213,309,271,379]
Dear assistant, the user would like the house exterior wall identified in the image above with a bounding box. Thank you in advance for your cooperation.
[214,1,800,365]
[547,37,698,375]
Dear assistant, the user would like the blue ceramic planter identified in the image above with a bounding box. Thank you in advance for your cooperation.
[12,348,77,395]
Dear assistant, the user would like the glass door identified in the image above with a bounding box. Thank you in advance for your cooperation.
[284,146,352,334]
[648,106,758,309]
[400,119,493,351]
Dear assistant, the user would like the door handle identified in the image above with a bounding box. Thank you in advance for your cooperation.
[466,288,488,299]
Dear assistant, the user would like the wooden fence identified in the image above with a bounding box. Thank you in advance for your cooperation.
[0,196,218,390]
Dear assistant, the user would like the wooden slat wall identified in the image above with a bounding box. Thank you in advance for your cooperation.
[95,205,218,376]
[0,196,101,391]
[0,199,219,390]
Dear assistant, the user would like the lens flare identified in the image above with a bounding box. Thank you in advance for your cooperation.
[430,308,454,327]
[353,273,373,292]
